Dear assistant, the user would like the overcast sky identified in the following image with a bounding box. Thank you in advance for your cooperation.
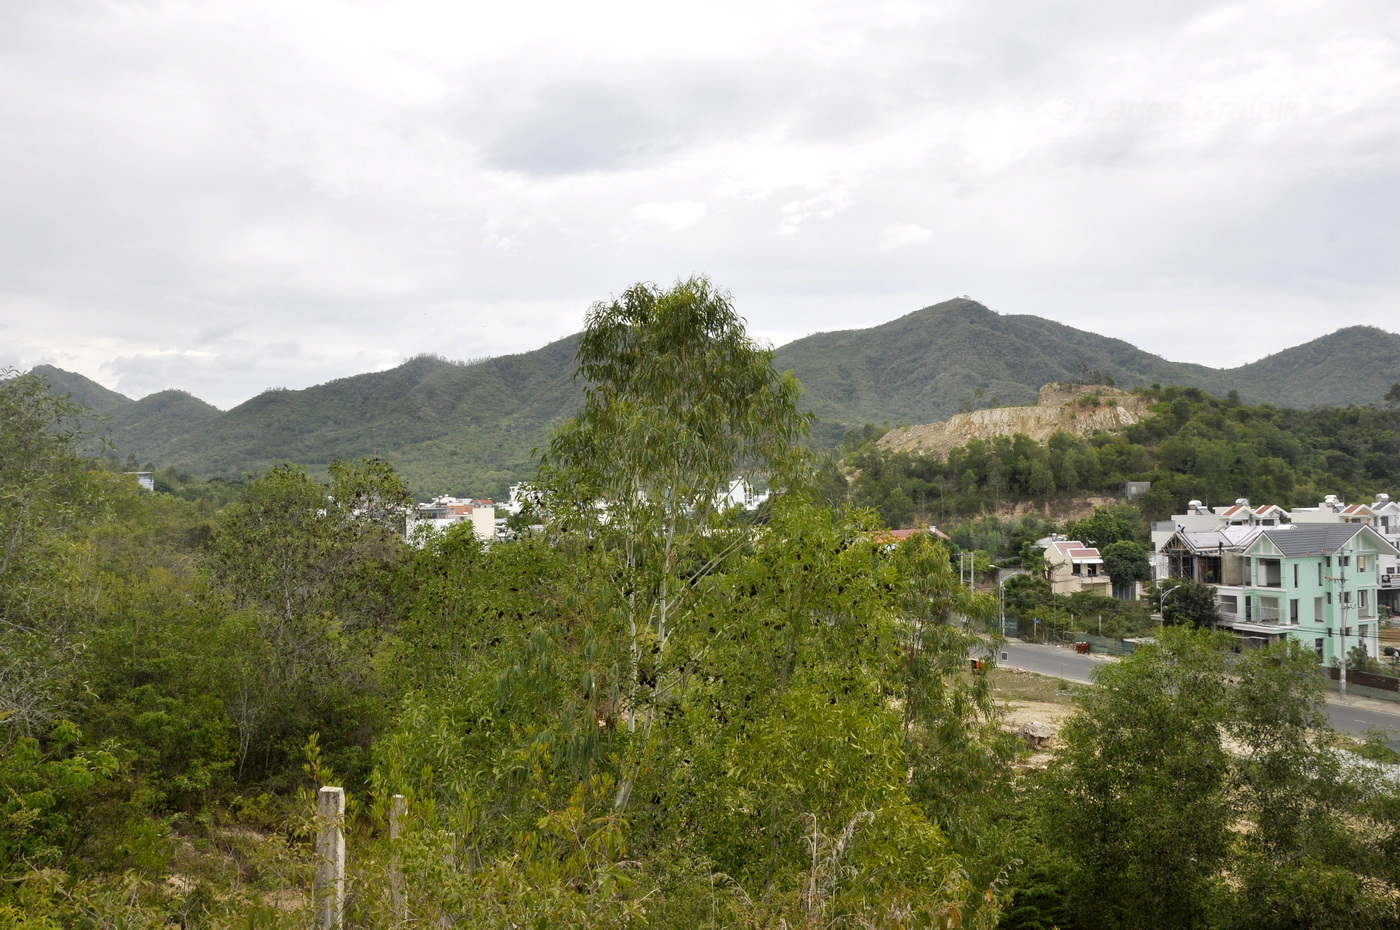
[2,0,1397,409]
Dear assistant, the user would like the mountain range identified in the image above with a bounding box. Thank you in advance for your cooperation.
[29,298,1400,498]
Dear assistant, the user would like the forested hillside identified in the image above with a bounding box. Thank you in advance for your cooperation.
[847,384,1400,529]
[27,300,1400,497]
[5,285,1400,928]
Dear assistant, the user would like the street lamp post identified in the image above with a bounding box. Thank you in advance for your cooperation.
[1159,582,1188,631]
[998,569,1029,640]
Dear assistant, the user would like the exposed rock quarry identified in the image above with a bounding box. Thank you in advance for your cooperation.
[879,383,1152,457]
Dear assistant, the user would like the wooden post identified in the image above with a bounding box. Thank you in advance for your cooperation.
[389,794,406,922]
[315,786,346,930]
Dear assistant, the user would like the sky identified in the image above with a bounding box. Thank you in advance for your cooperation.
[2,0,1398,409]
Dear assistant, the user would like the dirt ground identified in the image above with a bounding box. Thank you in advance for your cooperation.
[982,667,1080,765]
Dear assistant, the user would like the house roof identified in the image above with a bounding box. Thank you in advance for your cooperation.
[1218,502,1283,518]
[1047,539,1103,563]
[1163,525,1264,553]
[1259,523,1398,557]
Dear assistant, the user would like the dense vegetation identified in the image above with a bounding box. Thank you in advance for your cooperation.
[848,385,1400,528]
[5,287,1400,928]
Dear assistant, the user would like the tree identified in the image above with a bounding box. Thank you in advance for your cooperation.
[1100,540,1150,598]
[1158,578,1221,629]
[0,371,104,737]
[1041,629,1233,930]
[1037,629,1400,930]
[207,459,409,776]
[540,277,809,809]
[1064,504,1143,548]
[0,371,101,601]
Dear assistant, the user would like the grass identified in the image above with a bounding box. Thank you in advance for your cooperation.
[982,666,1084,706]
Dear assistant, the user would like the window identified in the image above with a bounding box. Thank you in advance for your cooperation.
[1315,638,1325,659]
[1341,591,1351,605]
[1360,590,1369,608]
[1293,564,1299,587]
[1340,555,1350,568]
[1318,563,1324,585]
[1072,563,1081,575]
[1289,599,1299,622]
[1327,592,1333,604]
[1314,596,1324,621]
[1359,555,1368,572]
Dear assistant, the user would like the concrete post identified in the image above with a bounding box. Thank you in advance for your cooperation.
[315,786,346,930]
[389,794,407,922]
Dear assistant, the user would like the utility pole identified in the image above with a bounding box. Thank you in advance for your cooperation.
[1339,555,1349,698]
[1326,551,1349,698]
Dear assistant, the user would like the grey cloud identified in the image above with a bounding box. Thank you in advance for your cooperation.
[483,82,671,175]
[3,0,1400,405]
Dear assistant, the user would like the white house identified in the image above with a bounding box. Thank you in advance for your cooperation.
[409,496,496,541]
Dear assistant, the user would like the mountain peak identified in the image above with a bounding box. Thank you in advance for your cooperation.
[28,365,133,413]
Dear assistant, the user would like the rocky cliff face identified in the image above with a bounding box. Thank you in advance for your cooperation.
[878,383,1151,457]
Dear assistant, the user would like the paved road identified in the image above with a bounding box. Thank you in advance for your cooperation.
[991,639,1400,739]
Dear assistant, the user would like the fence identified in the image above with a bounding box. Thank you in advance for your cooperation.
[1322,666,1400,705]
[1001,617,1143,656]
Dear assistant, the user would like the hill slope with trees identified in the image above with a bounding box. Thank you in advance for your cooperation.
[6,287,1399,928]
[23,301,1400,496]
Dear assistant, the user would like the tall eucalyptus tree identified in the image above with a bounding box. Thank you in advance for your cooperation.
[540,277,809,809]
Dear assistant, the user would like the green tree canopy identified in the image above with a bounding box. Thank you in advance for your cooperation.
[1064,504,1144,548]
[1100,539,1151,589]
[1159,578,1222,629]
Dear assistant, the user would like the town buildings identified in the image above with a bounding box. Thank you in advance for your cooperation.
[408,496,496,541]
[1154,496,1400,663]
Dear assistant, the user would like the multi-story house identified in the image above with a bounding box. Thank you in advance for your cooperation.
[1159,521,1398,662]
[1041,537,1116,597]
[409,496,497,541]
[1366,494,1400,614]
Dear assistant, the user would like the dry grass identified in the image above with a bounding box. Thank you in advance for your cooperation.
[982,666,1084,706]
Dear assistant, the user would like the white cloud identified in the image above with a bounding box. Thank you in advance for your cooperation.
[632,201,709,231]
[0,0,1398,406]
[879,222,934,250]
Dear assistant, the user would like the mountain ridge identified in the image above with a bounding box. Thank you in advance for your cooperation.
[23,302,1400,497]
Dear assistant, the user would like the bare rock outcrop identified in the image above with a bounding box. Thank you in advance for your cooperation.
[879,383,1151,457]
[1019,720,1057,751]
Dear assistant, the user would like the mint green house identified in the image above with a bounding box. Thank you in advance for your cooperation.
[1160,523,1399,663]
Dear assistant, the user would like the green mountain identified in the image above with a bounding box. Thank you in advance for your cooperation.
[771,298,1227,442]
[1215,325,1400,408]
[26,300,1400,498]
[144,338,584,497]
[30,364,134,415]
[108,390,222,456]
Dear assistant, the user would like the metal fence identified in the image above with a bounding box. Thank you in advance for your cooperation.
[1002,617,1144,656]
